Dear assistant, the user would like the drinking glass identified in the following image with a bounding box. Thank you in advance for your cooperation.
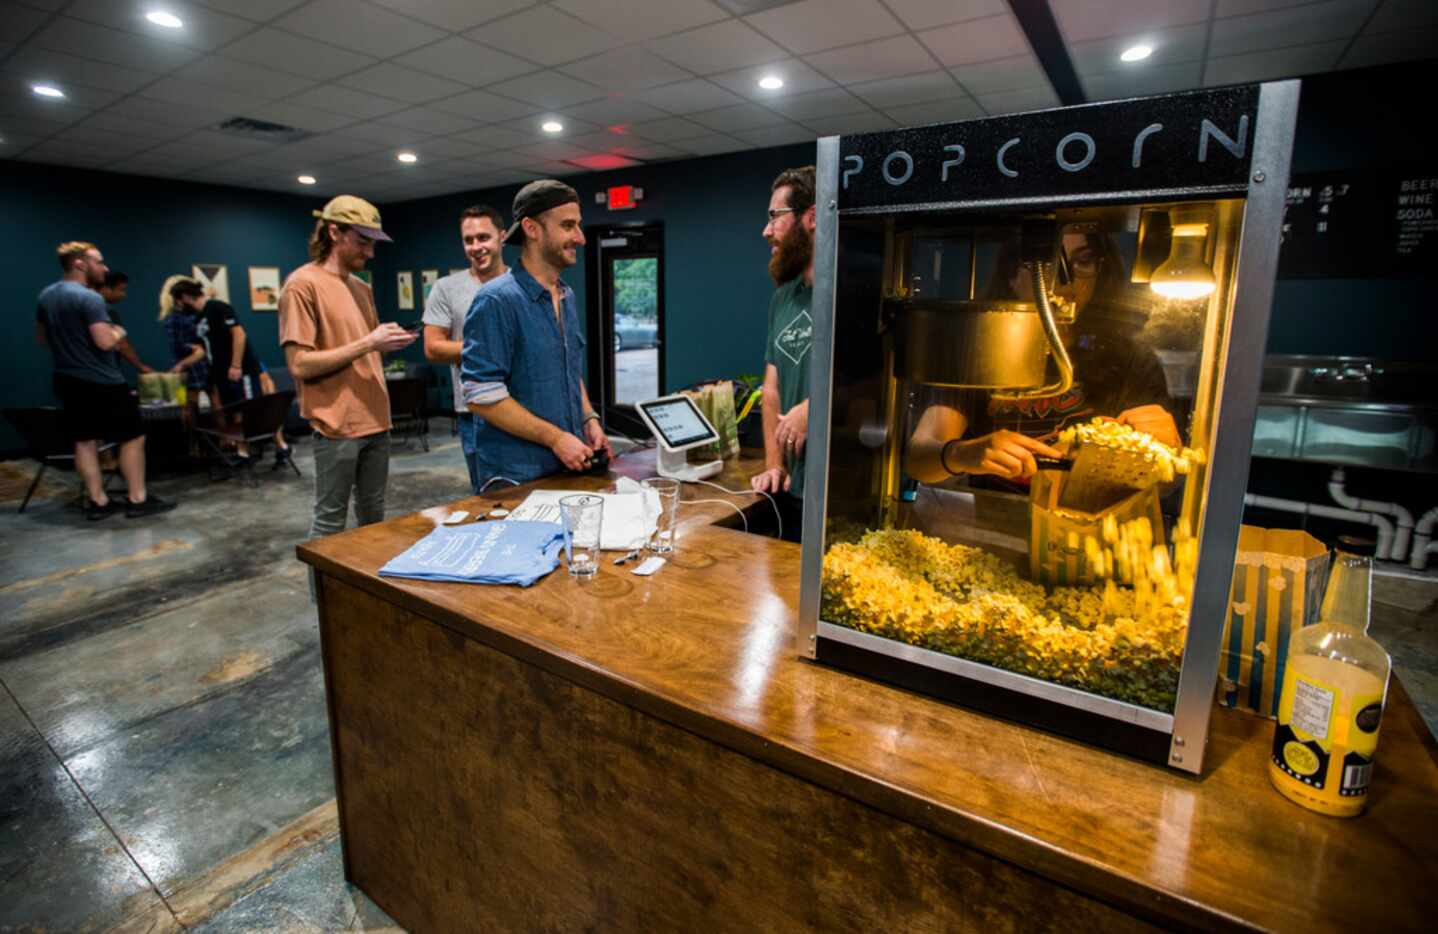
[642,478,681,554]
[559,494,603,578]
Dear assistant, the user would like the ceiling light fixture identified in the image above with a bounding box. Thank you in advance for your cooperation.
[397,151,418,163]
[1120,44,1153,63]
[297,174,316,185]
[758,75,784,90]
[32,84,65,99]
[146,10,183,29]
[541,120,563,133]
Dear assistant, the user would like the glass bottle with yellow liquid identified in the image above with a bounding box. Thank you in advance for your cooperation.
[1269,536,1391,817]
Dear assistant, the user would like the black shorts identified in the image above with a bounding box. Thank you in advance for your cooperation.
[214,373,259,408]
[53,373,145,444]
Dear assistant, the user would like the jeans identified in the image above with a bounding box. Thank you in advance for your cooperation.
[310,431,391,539]
[457,412,481,494]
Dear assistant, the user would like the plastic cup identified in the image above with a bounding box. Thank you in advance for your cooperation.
[642,478,681,554]
[560,494,603,578]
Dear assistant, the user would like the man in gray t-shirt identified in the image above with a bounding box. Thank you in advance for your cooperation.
[422,205,508,493]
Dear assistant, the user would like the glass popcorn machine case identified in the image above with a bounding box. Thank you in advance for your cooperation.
[797,82,1300,774]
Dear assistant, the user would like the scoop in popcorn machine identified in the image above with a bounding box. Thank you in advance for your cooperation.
[797,83,1300,773]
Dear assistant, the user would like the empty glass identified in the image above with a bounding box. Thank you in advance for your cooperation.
[559,494,603,578]
[642,478,681,554]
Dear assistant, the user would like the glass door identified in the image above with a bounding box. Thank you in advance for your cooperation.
[584,223,664,434]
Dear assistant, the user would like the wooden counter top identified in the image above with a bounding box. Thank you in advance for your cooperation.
[298,452,1438,932]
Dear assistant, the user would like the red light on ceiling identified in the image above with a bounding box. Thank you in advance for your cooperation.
[607,185,636,210]
[567,153,641,171]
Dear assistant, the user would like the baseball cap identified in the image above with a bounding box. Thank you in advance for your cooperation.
[311,195,393,243]
[503,180,580,245]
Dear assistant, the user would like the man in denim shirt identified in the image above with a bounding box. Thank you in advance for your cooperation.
[462,180,611,486]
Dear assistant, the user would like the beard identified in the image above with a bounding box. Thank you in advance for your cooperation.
[539,233,575,269]
[768,220,812,286]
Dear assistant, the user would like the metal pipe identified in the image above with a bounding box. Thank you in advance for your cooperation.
[1244,493,1395,560]
[1408,505,1438,570]
[1326,466,1413,561]
[993,263,1073,401]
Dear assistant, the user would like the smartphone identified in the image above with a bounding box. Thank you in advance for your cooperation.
[404,321,425,334]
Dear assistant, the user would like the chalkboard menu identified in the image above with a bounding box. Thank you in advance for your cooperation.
[1279,166,1438,279]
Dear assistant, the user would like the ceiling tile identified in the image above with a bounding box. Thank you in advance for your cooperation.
[554,0,728,41]
[513,140,601,161]
[29,17,203,71]
[668,132,748,155]
[974,85,1060,115]
[466,5,620,67]
[272,133,382,159]
[377,106,483,136]
[496,112,601,141]
[1216,1,1312,16]
[390,134,485,159]
[175,55,317,99]
[488,70,606,108]
[1203,39,1349,84]
[733,123,814,147]
[1049,0,1212,43]
[708,59,833,100]
[288,83,411,119]
[745,0,903,54]
[49,126,159,157]
[609,140,687,160]
[0,3,49,44]
[219,28,377,81]
[1210,1,1378,58]
[338,62,470,105]
[0,111,84,137]
[949,54,1049,94]
[1341,24,1438,69]
[1082,60,1204,101]
[917,13,1030,67]
[105,95,221,128]
[565,128,645,151]
[626,115,713,141]
[19,141,110,166]
[468,147,548,168]
[239,100,356,132]
[557,96,671,127]
[688,101,787,132]
[1,46,162,95]
[560,48,692,93]
[1365,0,1438,33]
[369,0,535,31]
[648,19,787,74]
[169,128,282,154]
[803,109,898,135]
[276,0,448,58]
[193,0,310,20]
[634,77,744,113]
[0,134,43,153]
[393,36,538,86]
[428,88,541,121]
[805,34,935,85]
[448,124,539,149]
[62,0,256,51]
[141,76,273,115]
[1068,22,1209,76]
[849,70,962,109]
[882,96,984,126]
[886,0,1008,31]
[109,151,212,176]
[4,81,121,111]
[68,111,191,141]
[764,87,870,120]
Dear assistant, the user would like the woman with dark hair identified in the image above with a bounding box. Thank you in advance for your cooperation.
[905,229,1179,486]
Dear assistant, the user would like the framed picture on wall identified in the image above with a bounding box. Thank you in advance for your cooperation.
[421,269,438,301]
[192,263,229,303]
[248,266,281,311]
[397,271,414,310]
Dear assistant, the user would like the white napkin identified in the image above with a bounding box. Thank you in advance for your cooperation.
[507,481,660,551]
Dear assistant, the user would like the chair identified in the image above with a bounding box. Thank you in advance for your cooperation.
[194,390,302,488]
[3,407,121,512]
[387,376,430,451]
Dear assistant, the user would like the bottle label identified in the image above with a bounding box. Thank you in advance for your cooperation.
[1289,676,1334,740]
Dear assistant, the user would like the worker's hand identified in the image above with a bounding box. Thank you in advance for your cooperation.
[367,322,416,353]
[551,431,594,471]
[169,363,185,374]
[946,430,1063,480]
[1116,404,1182,449]
[752,466,790,494]
[138,364,156,374]
[111,325,127,341]
[228,365,242,382]
[776,399,809,456]
[583,417,612,460]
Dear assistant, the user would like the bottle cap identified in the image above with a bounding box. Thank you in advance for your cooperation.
[1335,534,1377,557]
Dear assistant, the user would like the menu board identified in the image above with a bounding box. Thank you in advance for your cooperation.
[1279,166,1438,279]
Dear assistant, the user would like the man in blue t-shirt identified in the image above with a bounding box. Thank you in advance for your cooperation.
[35,241,175,519]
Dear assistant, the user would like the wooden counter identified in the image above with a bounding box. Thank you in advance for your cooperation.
[299,452,1438,932]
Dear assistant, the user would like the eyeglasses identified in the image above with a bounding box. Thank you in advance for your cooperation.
[766,207,795,223]
[1061,247,1102,280]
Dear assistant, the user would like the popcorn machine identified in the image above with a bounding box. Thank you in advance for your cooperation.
[797,82,1300,774]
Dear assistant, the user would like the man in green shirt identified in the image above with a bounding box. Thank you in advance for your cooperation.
[751,165,815,542]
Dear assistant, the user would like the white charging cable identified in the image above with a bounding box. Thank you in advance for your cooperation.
[690,478,783,541]
[686,498,748,532]
[479,476,520,493]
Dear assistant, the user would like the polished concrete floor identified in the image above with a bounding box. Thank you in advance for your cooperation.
[0,427,1434,931]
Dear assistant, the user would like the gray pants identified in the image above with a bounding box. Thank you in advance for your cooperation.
[310,431,391,539]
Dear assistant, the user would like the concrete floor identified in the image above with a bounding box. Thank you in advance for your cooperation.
[0,425,1434,931]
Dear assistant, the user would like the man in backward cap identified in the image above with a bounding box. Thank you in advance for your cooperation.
[279,195,416,541]
[461,180,611,486]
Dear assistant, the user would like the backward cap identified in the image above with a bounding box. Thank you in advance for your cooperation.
[312,194,392,243]
[503,179,580,245]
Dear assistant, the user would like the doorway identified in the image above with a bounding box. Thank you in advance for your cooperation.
[584,223,664,438]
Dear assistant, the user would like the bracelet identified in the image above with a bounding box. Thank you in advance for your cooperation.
[582,412,601,425]
[940,439,962,476]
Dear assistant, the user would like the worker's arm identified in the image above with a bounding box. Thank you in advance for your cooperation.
[170,344,205,374]
[578,378,611,458]
[228,325,247,380]
[116,337,153,373]
[283,323,414,381]
[752,364,787,492]
[88,320,125,352]
[423,325,460,363]
[905,403,1063,483]
[469,397,592,471]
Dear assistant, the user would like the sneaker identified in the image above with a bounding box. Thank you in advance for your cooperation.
[272,446,293,470]
[84,498,119,521]
[126,495,177,518]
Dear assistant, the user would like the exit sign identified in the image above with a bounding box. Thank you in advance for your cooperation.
[608,185,637,210]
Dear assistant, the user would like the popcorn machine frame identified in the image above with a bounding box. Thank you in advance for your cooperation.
[796,82,1301,774]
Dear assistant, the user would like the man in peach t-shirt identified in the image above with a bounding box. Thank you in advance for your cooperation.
[279,195,415,539]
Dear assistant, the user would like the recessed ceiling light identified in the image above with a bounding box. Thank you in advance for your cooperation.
[541,120,563,133]
[32,84,65,99]
[297,175,316,185]
[397,151,418,163]
[758,75,784,90]
[1120,44,1153,63]
[146,10,183,29]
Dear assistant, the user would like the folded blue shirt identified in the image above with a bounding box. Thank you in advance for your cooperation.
[379,520,565,587]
